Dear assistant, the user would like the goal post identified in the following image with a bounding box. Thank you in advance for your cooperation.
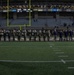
[7,0,31,27]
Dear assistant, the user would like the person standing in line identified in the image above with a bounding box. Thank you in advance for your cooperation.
[53,29,57,41]
[7,29,11,41]
[12,29,16,41]
[22,29,26,41]
[38,30,42,41]
[17,29,21,41]
[59,30,63,41]
[69,29,73,41]
[33,29,37,41]
[3,29,6,41]
[43,29,46,41]
[46,29,50,41]
[0,29,2,41]
[64,30,68,41]
[27,29,32,41]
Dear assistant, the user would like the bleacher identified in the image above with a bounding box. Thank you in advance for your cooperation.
[0,18,73,27]
[0,0,74,28]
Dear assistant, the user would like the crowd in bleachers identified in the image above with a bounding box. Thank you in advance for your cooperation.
[0,27,74,41]
[0,4,74,10]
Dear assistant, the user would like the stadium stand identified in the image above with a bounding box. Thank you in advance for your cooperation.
[0,0,74,41]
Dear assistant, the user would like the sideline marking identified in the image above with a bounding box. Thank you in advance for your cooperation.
[0,60,61,63]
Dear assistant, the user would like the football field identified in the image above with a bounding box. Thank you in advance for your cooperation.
[0,42,74,75]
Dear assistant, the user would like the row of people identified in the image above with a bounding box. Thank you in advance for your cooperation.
[53,29,73,41]
[0,4,74,10]
[0,29,50,41]
[0,29,73,41]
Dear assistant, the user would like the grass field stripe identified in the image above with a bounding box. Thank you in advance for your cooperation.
[52,48,58,49]
[50,44,54,46]
[61,59,66,64]
[53,50,61,51]
[68,67,74,69]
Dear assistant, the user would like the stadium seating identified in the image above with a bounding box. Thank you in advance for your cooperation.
[10,19,29,25]
[0,4,74,10]
[0,18,73,27]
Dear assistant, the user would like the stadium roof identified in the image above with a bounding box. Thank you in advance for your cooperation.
[0,0,74,2]
[0,0,74,4]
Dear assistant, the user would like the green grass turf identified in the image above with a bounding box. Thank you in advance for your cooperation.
[0,42,74,75]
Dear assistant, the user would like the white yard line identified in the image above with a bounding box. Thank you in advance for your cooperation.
[55,52,64,54]
[66,60,74,62]
[0,46,22,47]
[61,59,66,64]
[0,60,74,63]
[58,55,68,58]
[0,60,61,63]
[0,45,74,47]
[68,67,74,69]
[55,46,74,47]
